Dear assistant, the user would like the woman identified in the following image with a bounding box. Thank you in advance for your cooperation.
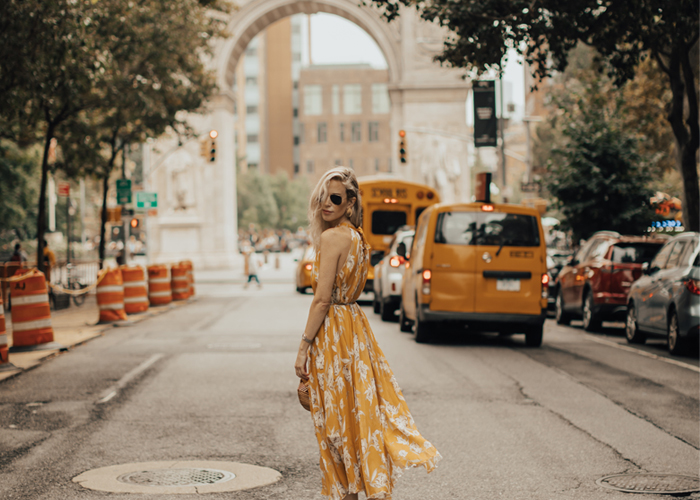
[294,167,441,500]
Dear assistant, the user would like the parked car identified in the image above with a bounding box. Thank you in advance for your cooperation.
[400,202,548,346]
[295,245,316,294]
[626,232,699,355]
[373,226,414,322]
[555,231,668,331]
[546,250,573,312]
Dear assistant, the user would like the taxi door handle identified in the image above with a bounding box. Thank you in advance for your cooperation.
[436,264,451,268]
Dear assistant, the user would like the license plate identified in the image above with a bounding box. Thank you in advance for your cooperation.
[497,279,520,292]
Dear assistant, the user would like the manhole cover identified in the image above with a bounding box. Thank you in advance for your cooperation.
[597,473,700,494]
[117,468,235,487]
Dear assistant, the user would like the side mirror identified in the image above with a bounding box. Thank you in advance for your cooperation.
[396,242,407,258]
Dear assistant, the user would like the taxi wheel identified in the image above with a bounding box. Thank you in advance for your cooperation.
[555,290,572,325]
[373,293,381,314]
[667,310,688,355]
[414,312,432,344]
[525,324,543,347]
[399,305,413,333]
[582,292,602,332]
[625,302,646,344]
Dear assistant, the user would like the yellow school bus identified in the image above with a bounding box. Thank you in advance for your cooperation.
[358,176,441,291]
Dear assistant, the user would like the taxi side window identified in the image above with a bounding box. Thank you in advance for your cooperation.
[664,241,687,269]
[650,241,675,270]
[588,239,611,260]
[576,239,597,263]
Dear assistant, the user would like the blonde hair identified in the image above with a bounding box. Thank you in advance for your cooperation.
[308,166,362,249]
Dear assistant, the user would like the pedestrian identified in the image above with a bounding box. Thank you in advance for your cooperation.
[9,243,26,262]
[294,166,441,500]
[43,239,56,268]
[244,250,261,289]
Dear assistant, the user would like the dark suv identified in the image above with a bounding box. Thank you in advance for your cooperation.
[555,231,668,331]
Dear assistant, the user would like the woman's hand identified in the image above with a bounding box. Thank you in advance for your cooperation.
[295,343,309,380]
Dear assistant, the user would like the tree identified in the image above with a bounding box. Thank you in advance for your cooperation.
[544,78,655,242]
[0,140,40,248]
[237,168,280,229]
[269,173,310,231]
[370,0,699,231]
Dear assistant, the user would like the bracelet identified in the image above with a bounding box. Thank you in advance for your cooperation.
[302,333,313,344]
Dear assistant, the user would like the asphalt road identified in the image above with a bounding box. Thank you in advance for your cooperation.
[0,282,698,499]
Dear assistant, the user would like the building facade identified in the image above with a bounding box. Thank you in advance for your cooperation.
[298,64,392,183]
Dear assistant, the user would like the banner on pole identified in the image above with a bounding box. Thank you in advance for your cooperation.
[473,81,497,148]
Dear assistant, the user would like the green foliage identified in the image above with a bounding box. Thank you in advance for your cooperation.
[544,79,655,242]
[237,170,311,231]
[0,140,40,246]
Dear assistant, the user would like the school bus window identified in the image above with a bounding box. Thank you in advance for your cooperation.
[415,207,427,222]
[371,211,407,235]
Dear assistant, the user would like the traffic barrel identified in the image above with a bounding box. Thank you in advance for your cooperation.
[96,268,127,323]
[9,269,55,349]
[0,295,16,371]
[120,265,149,314]
[171,263,190,301]
[181,260,195,297]
[147,265,172,306]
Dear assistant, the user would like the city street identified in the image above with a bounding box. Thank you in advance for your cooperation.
[0,274,698,499]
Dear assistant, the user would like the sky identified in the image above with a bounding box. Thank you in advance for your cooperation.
[299,13,526,122]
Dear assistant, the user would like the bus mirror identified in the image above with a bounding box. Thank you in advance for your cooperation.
[396,242,407,258]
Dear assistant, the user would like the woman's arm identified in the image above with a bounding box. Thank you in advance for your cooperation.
[294,228,351,379]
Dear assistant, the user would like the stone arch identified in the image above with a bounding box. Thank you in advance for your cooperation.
[216,0,401,90]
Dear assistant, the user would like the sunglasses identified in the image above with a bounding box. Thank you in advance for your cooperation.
[329,194,343,206]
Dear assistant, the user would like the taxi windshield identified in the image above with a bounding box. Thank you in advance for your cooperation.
[435,212,540,247]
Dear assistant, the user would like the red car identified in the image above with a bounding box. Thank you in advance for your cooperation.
[555,231,668,331]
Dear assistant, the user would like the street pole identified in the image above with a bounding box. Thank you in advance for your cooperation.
[499,75,507,200]
[122,143,129,265]
[66,193,70,266]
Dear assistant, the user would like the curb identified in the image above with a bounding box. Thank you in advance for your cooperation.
[0,297,198,384]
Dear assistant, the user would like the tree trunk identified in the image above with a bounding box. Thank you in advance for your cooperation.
[35,123,55,273]
[681,46,699,232]
[98,172,109,269]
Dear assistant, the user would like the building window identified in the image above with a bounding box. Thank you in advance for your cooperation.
[368,121,379,142]
[375,158,380,172]
[303,85,323,115]
[317,122,327,143]
[372,84,390,114]
[307,160,314,173]
[388,157,392,172]
[246,105,258,115]
[343,84,362,114]
[249,163,259,169]
[332,85,340,115]
[294,163,300,174]
[293,80,299,89]
[294,136,300,146]
[348,159,354,169]
[293,52,301,62]
[293,108,298,118]
[245,76,257,86]
[339,123,346,142]
[247,134,259,143]
[351,121,361,142]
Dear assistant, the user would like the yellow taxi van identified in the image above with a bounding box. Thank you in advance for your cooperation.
[399,202,548,346]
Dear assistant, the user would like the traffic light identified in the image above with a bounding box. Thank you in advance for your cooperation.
[209,129,218,162]
[130,218,140,229]
[398,130,407,164]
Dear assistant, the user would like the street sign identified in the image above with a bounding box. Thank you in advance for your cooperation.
[57,182,70,197]
[520,181,540,193]
[116,179,132,204]
[136,191,158,208]
[473,80,497,148]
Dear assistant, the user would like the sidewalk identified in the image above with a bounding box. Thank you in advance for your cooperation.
[195,251,300,284]
[1,293,195,383]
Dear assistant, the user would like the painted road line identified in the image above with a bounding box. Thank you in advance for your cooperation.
[97,353,164,404]
[583,334,700,373]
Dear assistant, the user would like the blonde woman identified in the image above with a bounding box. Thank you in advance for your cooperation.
[294,167,441,500]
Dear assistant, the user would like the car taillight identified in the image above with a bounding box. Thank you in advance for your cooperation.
[390,256,405,268]
[304,263,312,271]
[422,269,432,295]
[685,279,700,295]
[541,273,549,298]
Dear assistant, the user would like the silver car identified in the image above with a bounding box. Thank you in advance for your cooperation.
[373,227,414,322]
[626,232,699,355]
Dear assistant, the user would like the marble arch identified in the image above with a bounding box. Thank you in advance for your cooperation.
[147,0,471,269]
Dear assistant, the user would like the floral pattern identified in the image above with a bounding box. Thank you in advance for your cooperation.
[308,222,441,500]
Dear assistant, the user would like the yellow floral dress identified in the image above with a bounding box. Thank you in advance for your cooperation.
[308,222,441,500]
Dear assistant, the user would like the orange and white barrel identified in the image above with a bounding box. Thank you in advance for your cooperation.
[171,263,190,301]
[10,269,54,347]
[181,260,195,297]
[96,269,127,323]
[147,265,172,306]
[0,295,9,367]
[120,265,149,314]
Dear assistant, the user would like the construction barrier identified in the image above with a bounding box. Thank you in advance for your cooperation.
[171,263,190,301]
[182,260,195,297]
[0,295,11,370]
[10,269,55,348]
[120,265,149,314]
[147,265,172,306]
[96,268,127,323]
[1,262,25,311]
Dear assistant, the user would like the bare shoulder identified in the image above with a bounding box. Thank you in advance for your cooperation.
[320,226,353,253]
